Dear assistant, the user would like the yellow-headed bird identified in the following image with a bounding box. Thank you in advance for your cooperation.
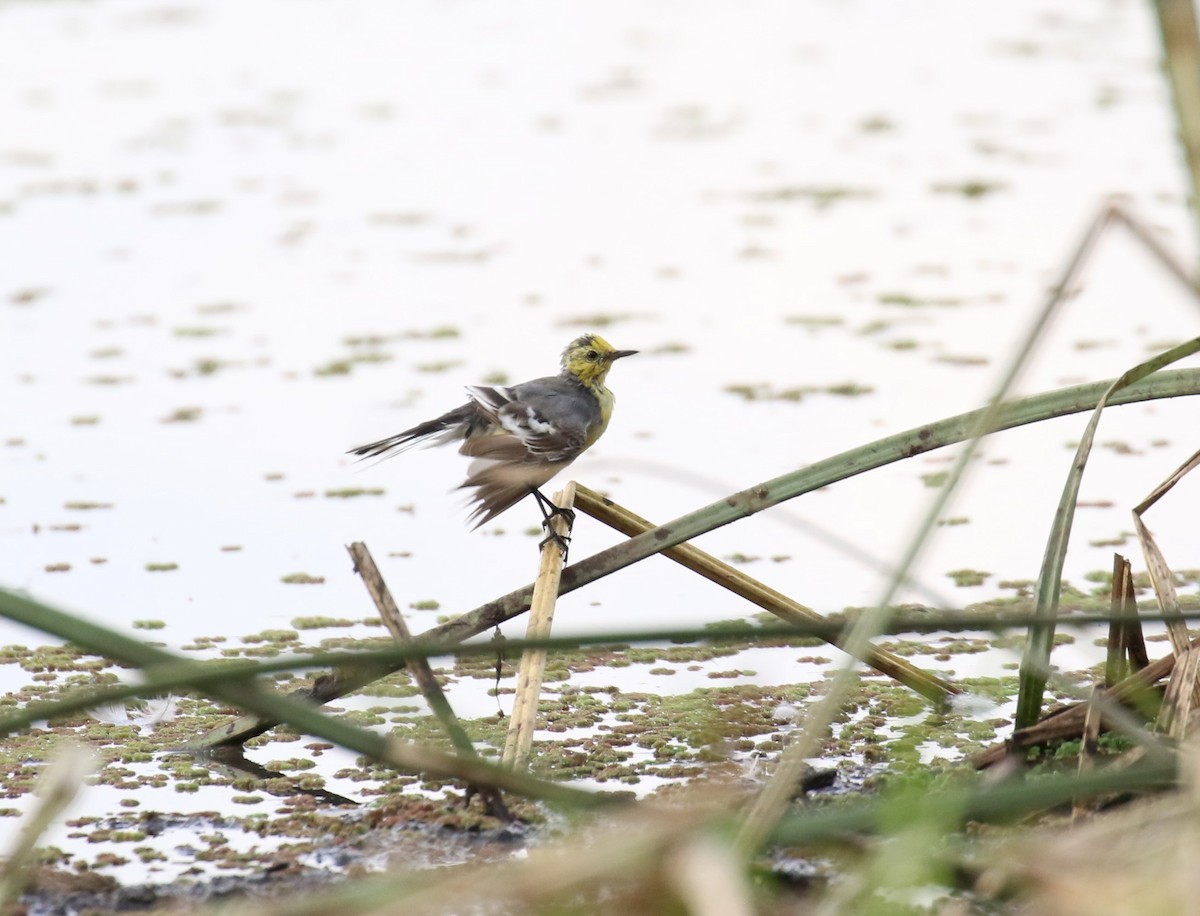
[350,333,636,529]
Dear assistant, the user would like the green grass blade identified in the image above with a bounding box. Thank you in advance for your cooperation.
[0,589,614,809]
[1015,338,1200,728]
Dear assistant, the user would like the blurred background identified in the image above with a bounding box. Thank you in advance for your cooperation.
[1,0,1197,650]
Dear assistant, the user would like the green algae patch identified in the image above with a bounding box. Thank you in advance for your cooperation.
[243,629,300,646]
[946,569,991,588]
[723,381,873,403]
[931,179,1007,199]
[291,616,357,630]
[452,641,743,683]
[745,184,877,209]
[784,314,844,328]
[415,360,463,374]
[161,407,203,423]
[281,572,325,585]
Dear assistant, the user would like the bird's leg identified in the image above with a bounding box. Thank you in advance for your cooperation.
[531,488,574,558]
[530,488,576,526]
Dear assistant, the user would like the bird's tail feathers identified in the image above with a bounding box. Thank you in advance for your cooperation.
[348,404,474,460]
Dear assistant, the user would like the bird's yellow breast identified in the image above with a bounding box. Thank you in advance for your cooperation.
[583,383,615,449]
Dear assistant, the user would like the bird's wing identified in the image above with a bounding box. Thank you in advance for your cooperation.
[463,380,594,463]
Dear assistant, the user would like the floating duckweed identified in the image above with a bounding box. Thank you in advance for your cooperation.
[172,326,221,338]
[324,488,385,498]
[931,179,1006,198]
[161,407,203,423]
[946,569,991,588]
[414,360,462,373]
[243,630,299,645]
[292,616,356,629]
[281,573,324,584]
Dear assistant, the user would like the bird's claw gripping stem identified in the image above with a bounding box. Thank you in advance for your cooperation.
[538,527,572,559]
[532,488,574,560]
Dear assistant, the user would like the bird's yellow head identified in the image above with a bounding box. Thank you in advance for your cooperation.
[560,334,638,387]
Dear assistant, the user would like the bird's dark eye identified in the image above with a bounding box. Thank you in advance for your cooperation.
[586,349,599,361]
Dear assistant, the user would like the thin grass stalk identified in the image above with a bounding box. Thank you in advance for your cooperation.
[178,367,1200,749]
[12,610,1200,741]
[1110,206,1200,292]
[770,758,1177,848]
[1016,338,1200,729]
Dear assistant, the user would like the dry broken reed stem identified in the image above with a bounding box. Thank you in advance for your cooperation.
[573,483,958,705]
[502,482,575,769]
[1160,647,1200,740]
[1134,450,1200,737]
[347,541,473,754]
[973,635,1200,768]
[1072,687,1103,821]
[1106,553,1148,687]
[348,541,508,817]
[1134,449,1200,656]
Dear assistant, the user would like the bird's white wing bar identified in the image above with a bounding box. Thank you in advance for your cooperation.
[464,384,516,410]
[465,385,584,461]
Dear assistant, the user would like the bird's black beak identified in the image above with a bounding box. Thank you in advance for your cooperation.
[608,349,638,361]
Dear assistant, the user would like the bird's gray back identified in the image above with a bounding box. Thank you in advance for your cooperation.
[510,375,602,431]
